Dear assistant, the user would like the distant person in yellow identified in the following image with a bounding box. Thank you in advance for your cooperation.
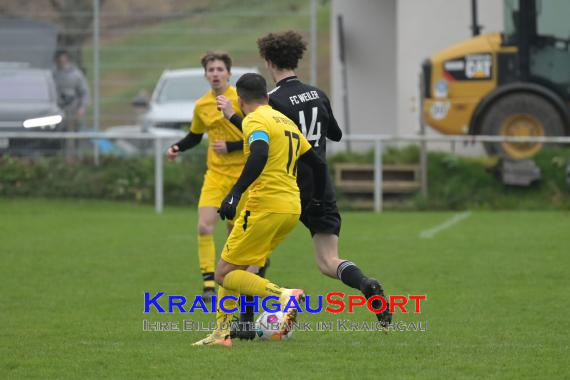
[167,51,252,301]
[193,73,328,347]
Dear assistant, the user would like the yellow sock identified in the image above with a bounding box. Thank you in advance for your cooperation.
[223,270,283,298]
[198,234,215,288]
[216,286,238,332]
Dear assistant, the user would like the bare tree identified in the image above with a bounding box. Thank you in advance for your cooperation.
[49,0,106,71]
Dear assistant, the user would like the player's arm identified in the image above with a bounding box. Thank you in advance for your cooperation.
[324,96,343,142]
[299,149,327,202]
[211,94,243,152]
[227,115,244,131]
[231,139,268,194]
[168,107,207,160]
[174,132,203,151]
[218,135,269,220]
[225,140,244,152]
[167,132,203,160]
[211,140,243,155]
[297,132,327,215]
[216,95,243,131]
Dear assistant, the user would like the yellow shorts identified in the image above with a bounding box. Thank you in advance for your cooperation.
[221,211,299,268]
[198,170,246,222]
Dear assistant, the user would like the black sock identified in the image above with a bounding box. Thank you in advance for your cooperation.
[257,258,270,278]
[202,272,214,290]
[240,296,255,325]
[337,261,367,290]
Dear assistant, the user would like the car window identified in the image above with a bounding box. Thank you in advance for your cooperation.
[0,71,50,102]
[156,76,211,103]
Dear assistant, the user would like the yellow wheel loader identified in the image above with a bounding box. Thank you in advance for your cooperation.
[422,0,570,159]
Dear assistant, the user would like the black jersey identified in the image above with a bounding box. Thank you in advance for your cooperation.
[268,76,342,201]
[268,76,342,159]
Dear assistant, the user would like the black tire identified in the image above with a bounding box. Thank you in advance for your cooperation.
[480,92,564,159]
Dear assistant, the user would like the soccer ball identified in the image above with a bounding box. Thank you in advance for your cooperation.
[255,311,293,341]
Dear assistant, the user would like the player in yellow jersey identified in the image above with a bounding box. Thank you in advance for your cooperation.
[167,51,266,301]
[218,32,392,328]
[193,73,328,347]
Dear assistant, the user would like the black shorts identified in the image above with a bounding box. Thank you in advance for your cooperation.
[300,198,341,237]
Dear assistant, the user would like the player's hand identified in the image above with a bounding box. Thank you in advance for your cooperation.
[211,140,228,154]
[306,199,325,218]
[216,95,235,119]
[167,144,180,161]
[218,191,241,221]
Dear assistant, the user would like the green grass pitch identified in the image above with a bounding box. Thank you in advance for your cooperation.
[1,199,568,379]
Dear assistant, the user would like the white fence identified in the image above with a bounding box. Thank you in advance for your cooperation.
[1,131,570,213]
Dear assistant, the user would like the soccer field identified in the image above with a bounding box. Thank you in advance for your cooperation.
[1,200,568,379]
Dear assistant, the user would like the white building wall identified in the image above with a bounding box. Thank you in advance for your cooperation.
[331,0,503,152]
[331,0,397,140]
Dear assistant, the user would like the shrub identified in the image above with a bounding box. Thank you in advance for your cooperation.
[1,145,569,210]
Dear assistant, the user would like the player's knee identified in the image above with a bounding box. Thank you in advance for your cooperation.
[214,268,226,285]
[198,222,214,235]
[214,273,224,285]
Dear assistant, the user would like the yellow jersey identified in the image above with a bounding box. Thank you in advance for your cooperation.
[242,104,311,214]
[190,86,246,178]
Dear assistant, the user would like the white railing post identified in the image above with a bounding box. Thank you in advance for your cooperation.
[93,0,101,166]
[154,137,163,214]
[310,0,317,86]
[420,139,428,198]
[374,139,383,212]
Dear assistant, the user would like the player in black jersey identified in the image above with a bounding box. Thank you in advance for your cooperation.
[218,31,392,338]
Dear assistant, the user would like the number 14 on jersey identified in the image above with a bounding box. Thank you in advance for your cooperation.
[299,107,321,147]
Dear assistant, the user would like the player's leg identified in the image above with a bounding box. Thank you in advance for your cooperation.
[226,195,268,271]
[305,200,393,326]
[194,212,300,346]
[197,206,218,300]
[196,170,234,301]
[229,204,270,340]
[221,267,304,333]
[230,213,268,271]
[224,189,266,278]
[193,261,247,347]
[312,233,343,277]
[314,239,393,327]
[220,212,305,330]
[229,260,270,340]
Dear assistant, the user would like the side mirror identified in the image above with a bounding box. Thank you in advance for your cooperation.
[131,94,149,108]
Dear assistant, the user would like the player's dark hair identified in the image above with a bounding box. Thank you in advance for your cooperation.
[257,30,307,70]
[200,50,232,72]
[236,73,267,102]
